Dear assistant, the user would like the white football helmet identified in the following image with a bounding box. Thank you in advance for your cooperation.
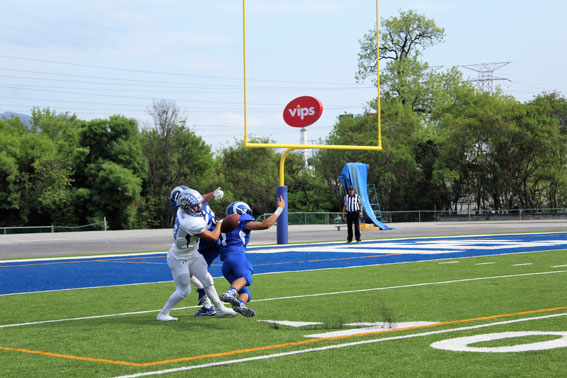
[226,201,253,216]
[177,188,204,216]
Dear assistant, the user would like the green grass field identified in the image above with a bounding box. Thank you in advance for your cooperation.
[1,249,566,377]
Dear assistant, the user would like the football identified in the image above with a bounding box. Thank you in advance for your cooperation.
[221,213,241,233]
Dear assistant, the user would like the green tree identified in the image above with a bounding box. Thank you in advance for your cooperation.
[78,115,146,229]
[517,93,567,208]
[215,138,280,217]
[0,119,25,225]
[139,100,215,228]
[335,10,452,213]
[431,87,566,211]
[357,9,445,110]
[85,160,142,229]
[0,114,77,226]
[283,151,335,213]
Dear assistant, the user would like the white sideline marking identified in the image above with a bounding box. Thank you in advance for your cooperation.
[439,261,459,264]
[475,262,496,265]
[552,265,567,268]
[512,263,533,266]
[0,280,172,297]
[249,237,567,255]
[2,270,566,329]
[112,313,567,377]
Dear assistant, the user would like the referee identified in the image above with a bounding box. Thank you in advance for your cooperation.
[342,185,363,243]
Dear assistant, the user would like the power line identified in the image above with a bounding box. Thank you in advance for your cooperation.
[0,55,368,86]
[0,68,374,91]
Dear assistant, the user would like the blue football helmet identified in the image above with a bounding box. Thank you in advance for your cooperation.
[168,185,189,212]
[226,201,253,216]
[178,188,204,216]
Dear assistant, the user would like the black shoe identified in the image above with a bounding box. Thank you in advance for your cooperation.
[347,240,352,243]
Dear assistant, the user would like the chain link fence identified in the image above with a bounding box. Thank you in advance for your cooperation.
[1,218,107,235]
[4,209,567,234]
[257,208,567,225]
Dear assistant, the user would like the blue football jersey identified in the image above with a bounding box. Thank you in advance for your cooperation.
[198,203,221,253]
[219,213,255,260]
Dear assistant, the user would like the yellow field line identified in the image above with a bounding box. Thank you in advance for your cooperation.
[0,346,143,366]
[2,306,565,367]
[140,306,567,366]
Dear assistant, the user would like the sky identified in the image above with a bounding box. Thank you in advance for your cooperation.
[1,0,565,153]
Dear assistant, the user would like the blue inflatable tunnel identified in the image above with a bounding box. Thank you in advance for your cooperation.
[339,163,393,230]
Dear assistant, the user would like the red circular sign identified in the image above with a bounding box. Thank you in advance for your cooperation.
[283,96,323,127]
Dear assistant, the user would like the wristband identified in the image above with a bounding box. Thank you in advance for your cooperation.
[274,207,283,217]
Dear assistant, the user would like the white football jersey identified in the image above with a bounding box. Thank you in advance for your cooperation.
[170,208,207,259]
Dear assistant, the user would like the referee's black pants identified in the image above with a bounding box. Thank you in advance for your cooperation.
[346,211,361,242]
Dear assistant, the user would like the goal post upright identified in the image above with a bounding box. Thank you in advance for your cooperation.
[241,0,382,243]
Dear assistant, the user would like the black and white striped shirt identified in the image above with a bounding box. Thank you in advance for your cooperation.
[344,194,362,212]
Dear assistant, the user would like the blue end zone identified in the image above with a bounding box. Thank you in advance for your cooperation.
[1,232,566,295]
[0,255,173,295]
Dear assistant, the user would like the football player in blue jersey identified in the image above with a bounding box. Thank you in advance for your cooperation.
[167,185,224,317]
[157,187,236,321]
[219,195,285,317]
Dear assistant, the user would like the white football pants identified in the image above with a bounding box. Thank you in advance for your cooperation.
[159,250,224,315]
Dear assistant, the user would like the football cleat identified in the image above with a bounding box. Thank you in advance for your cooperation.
[220,290,240,307]
[192,306,216,317]
[215,306,237,318]
[197,288,208,306]
[156,313,178,321]
[234,302,255,317]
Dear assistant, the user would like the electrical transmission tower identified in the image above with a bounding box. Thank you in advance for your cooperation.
[461,62,510,93]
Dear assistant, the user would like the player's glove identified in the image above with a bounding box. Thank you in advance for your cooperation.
[213,187,224,200]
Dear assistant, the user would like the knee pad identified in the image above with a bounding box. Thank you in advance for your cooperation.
[198,273,215,288]
[176,287,191,298]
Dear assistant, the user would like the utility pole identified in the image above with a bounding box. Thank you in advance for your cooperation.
[461,62,510,93]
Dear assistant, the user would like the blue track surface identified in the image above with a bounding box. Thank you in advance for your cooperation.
[1,232,567,295]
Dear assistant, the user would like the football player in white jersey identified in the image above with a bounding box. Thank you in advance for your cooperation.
[157,188,237,321]
[167,185,223,317]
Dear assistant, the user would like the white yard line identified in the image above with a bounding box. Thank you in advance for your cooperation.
[2,270,566,329]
